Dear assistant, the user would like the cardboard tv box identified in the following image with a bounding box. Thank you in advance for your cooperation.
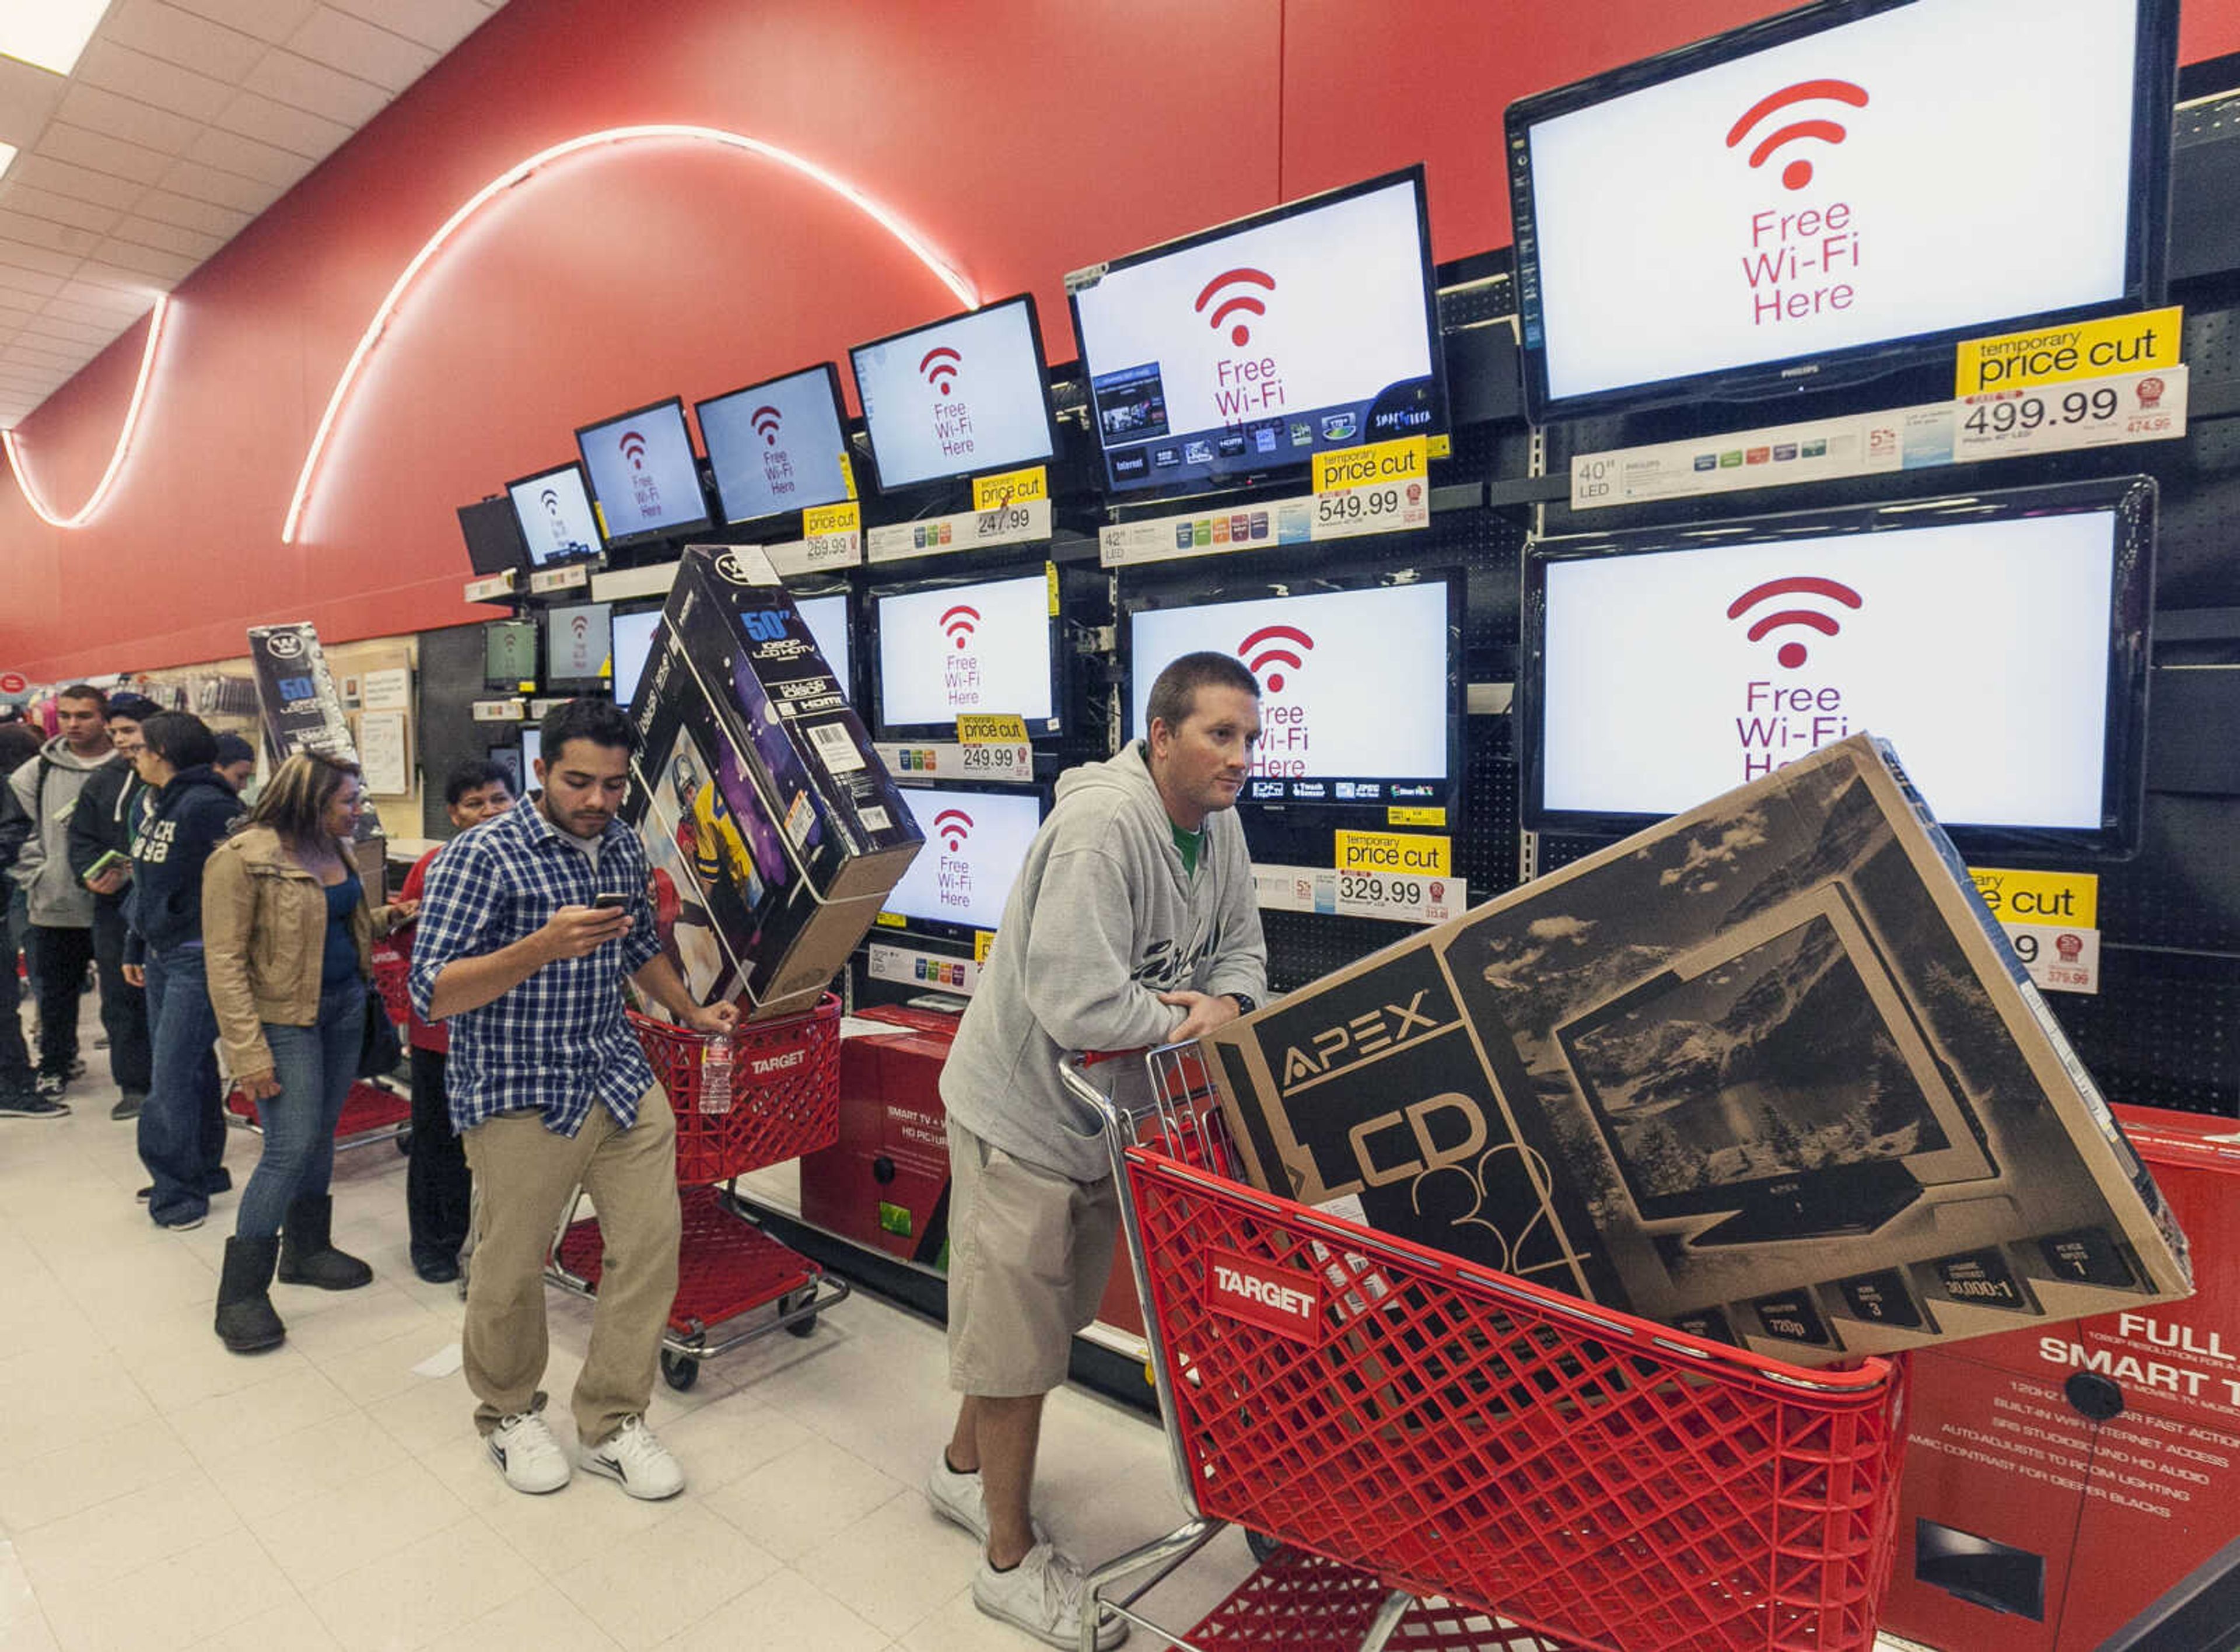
[1200,736,2190,1365]
[1881,1103,2240,1652]
[626,544,922,1021]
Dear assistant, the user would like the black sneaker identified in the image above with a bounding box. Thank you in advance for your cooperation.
[1,1089,69,1120]
[111,1092,145,1121]
[33,1072,67,1102]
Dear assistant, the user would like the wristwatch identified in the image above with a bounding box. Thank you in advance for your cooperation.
[1226,992,1258,1017]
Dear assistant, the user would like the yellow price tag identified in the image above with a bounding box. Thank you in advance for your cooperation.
[1046,559,1059,616]
[1428,435,1452,460]
[974,929,995,964]
[1968,866,2096,929]
[1314,435,1429,494]
[802,501,859,538]
[973,465,1049,512]
[956,713,1029,745]
[1335,830,1451,877]
[1388,806,1446,827]
[1955,307,2181,396]
[839,452,858,501]
[874,911,906,928]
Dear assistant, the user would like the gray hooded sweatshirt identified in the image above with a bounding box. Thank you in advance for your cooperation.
[6,737,118,929]
[939,741,1268,1181]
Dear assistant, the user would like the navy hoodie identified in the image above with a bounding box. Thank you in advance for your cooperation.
[128,765,243,964]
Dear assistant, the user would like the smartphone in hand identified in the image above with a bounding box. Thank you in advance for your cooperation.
[591,892,631,911]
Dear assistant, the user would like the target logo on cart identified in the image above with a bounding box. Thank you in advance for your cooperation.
[1205,1247,1324,1345]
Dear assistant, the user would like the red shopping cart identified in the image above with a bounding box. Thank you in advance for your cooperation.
[1059,1046,1907,1652]
[222,942,414,1153]
[545,996,849,1391]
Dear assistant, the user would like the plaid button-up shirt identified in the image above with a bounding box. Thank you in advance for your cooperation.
[408,797,662,1136]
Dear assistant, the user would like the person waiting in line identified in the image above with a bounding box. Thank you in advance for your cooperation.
[410,698,734,1499]
[123,713,246,1230]
[0,719,46,1117]
[211,732,257,796]
[929,652,1269,1649]
[66,691,161,1121]
[393,759,515,1283]
[205,750,408,1350]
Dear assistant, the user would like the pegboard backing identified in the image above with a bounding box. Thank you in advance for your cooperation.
[2040,950,2240,1116]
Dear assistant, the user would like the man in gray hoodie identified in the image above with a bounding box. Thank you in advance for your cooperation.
[927,651,1268,1650]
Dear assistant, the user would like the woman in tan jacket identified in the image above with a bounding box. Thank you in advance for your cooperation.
[204,751,412,1352]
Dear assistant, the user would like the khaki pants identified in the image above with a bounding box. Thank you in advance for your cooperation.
[461,1084,680,1448]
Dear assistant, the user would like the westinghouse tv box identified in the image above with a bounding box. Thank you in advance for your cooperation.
[1200,736,2190,1365]
[626,544,921,1021]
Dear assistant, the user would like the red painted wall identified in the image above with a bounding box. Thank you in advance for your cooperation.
[4,0,2237,677]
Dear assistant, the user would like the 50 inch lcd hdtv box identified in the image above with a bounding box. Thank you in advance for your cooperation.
[1200,735,2190,1365]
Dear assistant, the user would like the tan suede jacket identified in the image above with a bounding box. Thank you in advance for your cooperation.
[201,825,383,1080]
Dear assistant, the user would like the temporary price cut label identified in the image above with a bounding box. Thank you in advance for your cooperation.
[971,466,1048,512]
[1954,307,2182,396]
[1969,866,2099,996]
[956,713,1030,745]
[1311,436,1430,540]
[1334,830,1451,877]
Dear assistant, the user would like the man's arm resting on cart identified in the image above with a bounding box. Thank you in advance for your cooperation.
[630,953,736,1037]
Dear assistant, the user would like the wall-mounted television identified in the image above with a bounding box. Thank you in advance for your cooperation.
[484,619,538,690]
[505,462,603,566]
[1069,166,1446,495]
[695,363,855,526]
[487,743,523,794]
[1504,0,2178,421]
[1521,475,2154,859]
[881,783,1046,937]
[611,607,662,709]
[793,590,853,697]
[573,396,712,550]
[870,569,1062,740]
[521,726,541,777]
[849,295,1059,492]
[457,496,527,577]
[545,601,613,693]
[1125,573,1461,811]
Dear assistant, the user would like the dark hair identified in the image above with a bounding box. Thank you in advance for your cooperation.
[139,712,217,771]
[1145,652,1259,735]
[212,732,256,768]
[105,691,160,724]
[539,696,636,768]
[56,683,107,714]
[444,758,513,806]
[246,749,361,847]
[0,722,38,777]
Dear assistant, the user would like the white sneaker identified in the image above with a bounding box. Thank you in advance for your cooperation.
[973,1542,1128,1650]
[487,1411,570,1494]
[579,1415,684,1500]
[926,1451,1050,1545]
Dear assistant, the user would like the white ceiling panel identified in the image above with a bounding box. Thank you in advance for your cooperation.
[75,39,237,123]
[57,82,206,155]
[53,280,157,314]
[0,267,68,300]
[108,214,224,259]
[129,187,250,236]
[0,242,92,279]
[0,58,69,148]
[89,239,197,282]
[287,8,437,94]
[37,122,174,185]
[156,156,281,213]
[0,184,125,236]
[6,155,149,211]
[17,315,124,348]
[188,120,316,184]
[243,48,387,126]
[0,212,103,258]
[323,0,493,55]
[41,295,147,326]
[100,0,268,81]
[164,0,322,47]
[213,89,351,159]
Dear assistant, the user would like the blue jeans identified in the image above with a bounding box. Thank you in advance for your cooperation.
[138,943,229,1227]
[235,979,365,1240]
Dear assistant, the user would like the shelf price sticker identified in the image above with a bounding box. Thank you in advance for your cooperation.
[1335,829,1450,878]
[974,929,996,965]
[1969,867,2099,996]
[1310,435,1430,541]
[951,714,1032,781]
[972,465,1048,513]
[1250,861,1467,926]
[799,501,862,568]
[1952,364,2186,463]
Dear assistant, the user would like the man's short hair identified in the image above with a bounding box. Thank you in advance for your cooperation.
[444,758,512,806]
[139,712,218,771]
[105,691,160,724]
[57,683,107,714]
[1145,652,1259,735]
[211,732,256,769]
[540,696,636,767]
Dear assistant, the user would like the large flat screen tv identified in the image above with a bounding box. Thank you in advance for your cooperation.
[505,462,603,566]
[573,396,712,550]
[848,295,1058,492]
[611,608,662,709]
[695,363,855,526]
[1068,166,1447,496]
[870,570,1062,740]
[1126,574,1460,812]
[1521,476,2154,859]
[545,601,612,694]
[457,496,527,577]
[881,783,1046,938]
[483,619,538,690]
[1504,0,2178,421]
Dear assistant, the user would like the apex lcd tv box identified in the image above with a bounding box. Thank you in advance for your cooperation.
[1199,735,2189,1365]
[626,544,921,1021]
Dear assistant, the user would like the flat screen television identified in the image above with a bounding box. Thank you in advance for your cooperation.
[505,462,603,565]
[487,743,523,794]
[483,619,538,690]
[848,294,1059,492]
[1125,574,1460,811]
[1520,475,2154,859]
[545,601,612,692]
[1504,0,2179,421]
[881,783,1046,937]
[871,570,1063,740]
[573,397,712,550]
[694,363,855,525]
[457,496,527,577]
[611,607,662,708]
[1555,882,1994,1247]
[793,591,853,696]
[1068,166,1447,495]
[521,726,541,777]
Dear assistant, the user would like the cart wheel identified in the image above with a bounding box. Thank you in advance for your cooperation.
[1245,1530,1284,1564]
[396,1131,412,1156]
[780,1287,819,1338]
[660,1349,700,1391]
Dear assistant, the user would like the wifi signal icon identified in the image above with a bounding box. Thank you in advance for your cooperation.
[933,808,974,853]
[1727,576,1864,668]
[1726,78,1869,191]
[920,346,963,396]
[619,430,649,469]
[570,614,589,639]
[1237,623,1313,693]
[540,489,561,515]
[1195,267,1277,348]
[940,604,980,652]
[751,405,782,446]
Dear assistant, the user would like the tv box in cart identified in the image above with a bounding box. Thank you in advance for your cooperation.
[626,544,922,1022]
[1199,734,2190,1365]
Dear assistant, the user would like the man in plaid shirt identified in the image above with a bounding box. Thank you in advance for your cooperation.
[411,698,735,1500]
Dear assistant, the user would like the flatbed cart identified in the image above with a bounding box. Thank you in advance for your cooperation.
[223,943,416,1152]
[1059,1046,1909,1652]
[545,995,852,1392]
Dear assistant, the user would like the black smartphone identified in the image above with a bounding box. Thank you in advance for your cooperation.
[592,892,631,911]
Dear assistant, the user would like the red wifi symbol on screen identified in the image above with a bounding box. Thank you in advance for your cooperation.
[1726,79,1868,191]
[940,604,980,651]
[751,405,782,445]
[570,614,588,639]
[1237,623,1314,694]
[933,808,974,852]
[619,430,649,468]
[1727,576,1863,669]
[921,346,963,396]
[1195,267,1277,348]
